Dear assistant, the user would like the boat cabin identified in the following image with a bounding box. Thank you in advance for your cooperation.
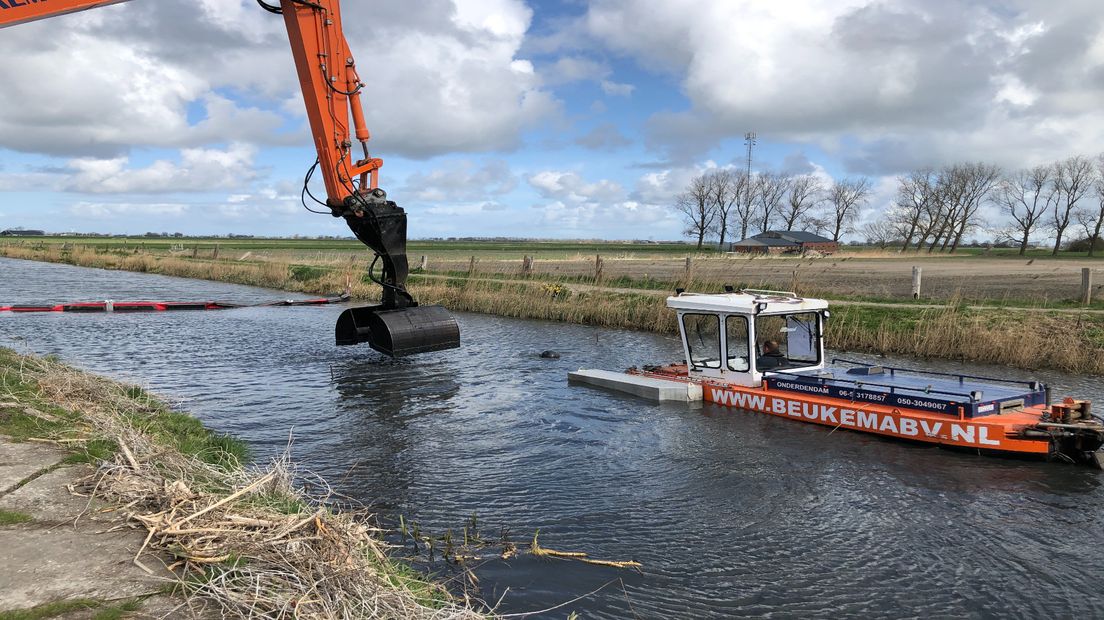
[668,290,829,387]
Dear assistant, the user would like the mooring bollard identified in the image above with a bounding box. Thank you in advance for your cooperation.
[1082,267,1093,305]
[912,266,922,299]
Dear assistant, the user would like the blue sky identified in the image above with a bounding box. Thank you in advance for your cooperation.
[0,0,1102,241]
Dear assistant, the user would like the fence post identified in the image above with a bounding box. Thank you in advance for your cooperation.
[595,254,604,282]
[419,255,428,270]
[1082,267,1093,305]
[521,255,533,276]
[213,243,220,260]
[911,266,922,299]
[468,255,476,275]
[192,244,198,258]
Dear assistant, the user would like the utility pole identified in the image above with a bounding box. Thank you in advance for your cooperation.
[744,131,757,239]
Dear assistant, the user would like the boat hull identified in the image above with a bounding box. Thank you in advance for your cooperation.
[702,382,1051,455]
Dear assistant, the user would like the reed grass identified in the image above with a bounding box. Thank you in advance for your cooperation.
[4,244,1103,375]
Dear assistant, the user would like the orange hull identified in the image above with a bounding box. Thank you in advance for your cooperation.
[700,382,1051,455]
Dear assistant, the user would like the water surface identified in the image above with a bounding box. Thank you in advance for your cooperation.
[2,257,1102,618]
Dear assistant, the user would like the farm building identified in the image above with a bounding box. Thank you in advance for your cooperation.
[729,230,838,255]
[0,229,45,236]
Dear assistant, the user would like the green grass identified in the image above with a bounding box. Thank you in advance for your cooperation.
[0,599,102,620]
[289,264,327,282]
[90,600,142,620]
[0,598,144,620]
[0,509,33,525]
[2,235,715,260]
[0,348,249,470]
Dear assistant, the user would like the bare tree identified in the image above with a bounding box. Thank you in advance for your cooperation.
[946,162,1001,253]
[862,219,896,249]
[755,172,791,233]
[706,169,741,249]
[994,165,1058,256]
[731,171,757,242]
[826,177,872,242]
[778,174,824,230]
[675,174,716,251]
[1077,155,1104,257]
[890,168,936,251]
[1052,155,1095,255]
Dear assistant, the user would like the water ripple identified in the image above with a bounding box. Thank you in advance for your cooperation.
[2,257,1103,618]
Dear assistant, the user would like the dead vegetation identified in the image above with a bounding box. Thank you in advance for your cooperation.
[1,349,484,619]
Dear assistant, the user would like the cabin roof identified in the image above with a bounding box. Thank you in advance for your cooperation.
[666,292,829,315]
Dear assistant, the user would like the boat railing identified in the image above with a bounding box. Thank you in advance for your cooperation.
[766,370,982,403]
[830,358,1041,390]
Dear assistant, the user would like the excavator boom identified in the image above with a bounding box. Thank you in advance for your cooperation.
[0,0,131,29]
[0,0,460,358]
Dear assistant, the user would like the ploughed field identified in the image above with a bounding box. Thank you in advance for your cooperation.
[2,257,1103,618]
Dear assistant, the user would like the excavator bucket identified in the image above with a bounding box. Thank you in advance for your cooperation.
[334,189,460,357]
[336,304,460,357]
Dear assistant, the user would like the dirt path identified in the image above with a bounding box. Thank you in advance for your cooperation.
[0,438,188,618]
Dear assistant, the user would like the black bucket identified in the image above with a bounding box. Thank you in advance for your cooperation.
[335,304,460,357]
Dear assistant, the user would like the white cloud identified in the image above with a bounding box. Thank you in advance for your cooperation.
[527,169,682,235]
[403,159,517,202]
[64,144,258,194]
[544,56,611,85]
[581,0,1104,171]
[0,0,557,160]
[71,202,192,218]
[600,80,635,97]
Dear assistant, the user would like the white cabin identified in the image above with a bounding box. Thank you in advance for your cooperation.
[668,290,829,387]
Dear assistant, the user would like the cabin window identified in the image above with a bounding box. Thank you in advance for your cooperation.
[755,312,821,371]
[725,315,750,371]
[682,313,721,369]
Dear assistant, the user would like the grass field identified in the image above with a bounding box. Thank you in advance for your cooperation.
[4,236,1104,374]
[3,235,1102,307]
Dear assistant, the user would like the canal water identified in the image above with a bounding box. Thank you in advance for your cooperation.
[2,257,1102,618]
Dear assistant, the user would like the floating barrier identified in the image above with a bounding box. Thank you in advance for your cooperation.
[0,294,350,314]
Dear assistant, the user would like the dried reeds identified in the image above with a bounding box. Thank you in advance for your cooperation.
[4,351,484,619]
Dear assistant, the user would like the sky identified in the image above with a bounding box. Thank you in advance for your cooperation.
[0,0,1102,241]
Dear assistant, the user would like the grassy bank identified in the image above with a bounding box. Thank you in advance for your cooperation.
[3,244,1103,375]
[0,347,482,619]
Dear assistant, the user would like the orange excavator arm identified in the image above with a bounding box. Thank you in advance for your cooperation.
[0,0,130,28]
[0,0,460,357]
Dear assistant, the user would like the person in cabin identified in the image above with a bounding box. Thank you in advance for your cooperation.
[757,340,786,370]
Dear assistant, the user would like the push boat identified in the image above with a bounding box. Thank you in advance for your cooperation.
[569,290,1104,467]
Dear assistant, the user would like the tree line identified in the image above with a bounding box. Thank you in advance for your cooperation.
[674,169,873,250]
[676,153,1104,256]
[870,155,1104,256]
